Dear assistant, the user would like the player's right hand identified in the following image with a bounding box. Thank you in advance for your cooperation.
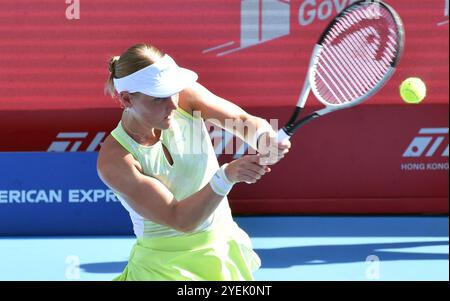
[257,132,291,165]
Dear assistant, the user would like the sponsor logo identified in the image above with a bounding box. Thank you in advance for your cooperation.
[0,189,119,204]
[401,128,449,171]
[204,0,360,56]
[47,132,105,152]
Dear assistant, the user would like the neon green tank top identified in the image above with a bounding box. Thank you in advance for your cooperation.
[111,107,233,237]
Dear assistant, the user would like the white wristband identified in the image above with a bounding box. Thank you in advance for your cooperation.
[210,164,234,196]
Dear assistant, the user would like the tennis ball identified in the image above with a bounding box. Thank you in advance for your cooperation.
[400,77,427,104]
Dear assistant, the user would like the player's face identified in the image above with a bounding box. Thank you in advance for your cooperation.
[129,92,179,130]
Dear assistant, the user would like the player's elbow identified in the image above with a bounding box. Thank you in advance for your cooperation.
[170,205,200,234]
[172,218,199,234]
[135,201,195,234]
[167,217,194,234]
[174,224,197,234]
[165,220,197,234]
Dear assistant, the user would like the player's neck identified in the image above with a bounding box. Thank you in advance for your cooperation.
[121,112,161,146]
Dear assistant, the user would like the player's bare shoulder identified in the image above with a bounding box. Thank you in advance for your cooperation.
[97,134,143,178]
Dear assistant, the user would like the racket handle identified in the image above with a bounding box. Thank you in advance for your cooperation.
[277,128,291,142]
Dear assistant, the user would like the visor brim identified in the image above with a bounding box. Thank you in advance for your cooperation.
[140,68,198,98]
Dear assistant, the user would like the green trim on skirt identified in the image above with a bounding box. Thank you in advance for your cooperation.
[113,222,261,281]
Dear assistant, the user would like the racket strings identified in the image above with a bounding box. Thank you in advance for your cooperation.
[313,3,401,106]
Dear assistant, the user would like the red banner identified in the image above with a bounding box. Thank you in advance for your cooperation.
[0,0,448,213]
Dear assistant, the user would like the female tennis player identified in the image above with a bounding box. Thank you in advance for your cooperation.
[97,43,291,281]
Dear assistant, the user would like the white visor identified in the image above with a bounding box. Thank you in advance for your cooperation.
[113,54,198,98]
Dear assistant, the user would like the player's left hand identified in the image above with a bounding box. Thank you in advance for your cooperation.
[257,132,291,165]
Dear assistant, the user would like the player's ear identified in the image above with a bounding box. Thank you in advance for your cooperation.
[119,92,133,108]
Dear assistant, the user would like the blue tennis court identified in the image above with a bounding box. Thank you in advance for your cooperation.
[1,216,447,281]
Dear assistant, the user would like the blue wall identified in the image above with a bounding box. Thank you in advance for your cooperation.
[0,153,132,235]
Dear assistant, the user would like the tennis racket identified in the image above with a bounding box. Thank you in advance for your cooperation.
[277,0,404,142]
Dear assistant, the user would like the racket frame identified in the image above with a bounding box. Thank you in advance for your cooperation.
[278,0,404,141]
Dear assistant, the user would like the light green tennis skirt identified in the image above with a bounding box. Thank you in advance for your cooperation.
[113,222,261,281]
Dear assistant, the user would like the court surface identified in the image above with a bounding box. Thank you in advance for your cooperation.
[0,216,448,281]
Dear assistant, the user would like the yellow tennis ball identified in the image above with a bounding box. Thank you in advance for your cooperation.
[400,77,427,104]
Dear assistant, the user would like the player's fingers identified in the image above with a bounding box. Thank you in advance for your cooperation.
[277,139,291,148]
[240,169,263,180]
[244,154,262,163]
[259,156,277,165]
[240,174,257,184]
[243,162,267,175]
[277,148,289,156]
[259,150,287,165]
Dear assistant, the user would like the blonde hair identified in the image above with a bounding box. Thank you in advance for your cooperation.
[105,43,165,97]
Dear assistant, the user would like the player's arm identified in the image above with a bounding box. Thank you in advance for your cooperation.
[181,82,290,162]
[181,82,275,150]
[97,137,268,233]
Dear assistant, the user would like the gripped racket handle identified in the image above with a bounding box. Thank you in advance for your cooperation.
[276,128,291,142]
